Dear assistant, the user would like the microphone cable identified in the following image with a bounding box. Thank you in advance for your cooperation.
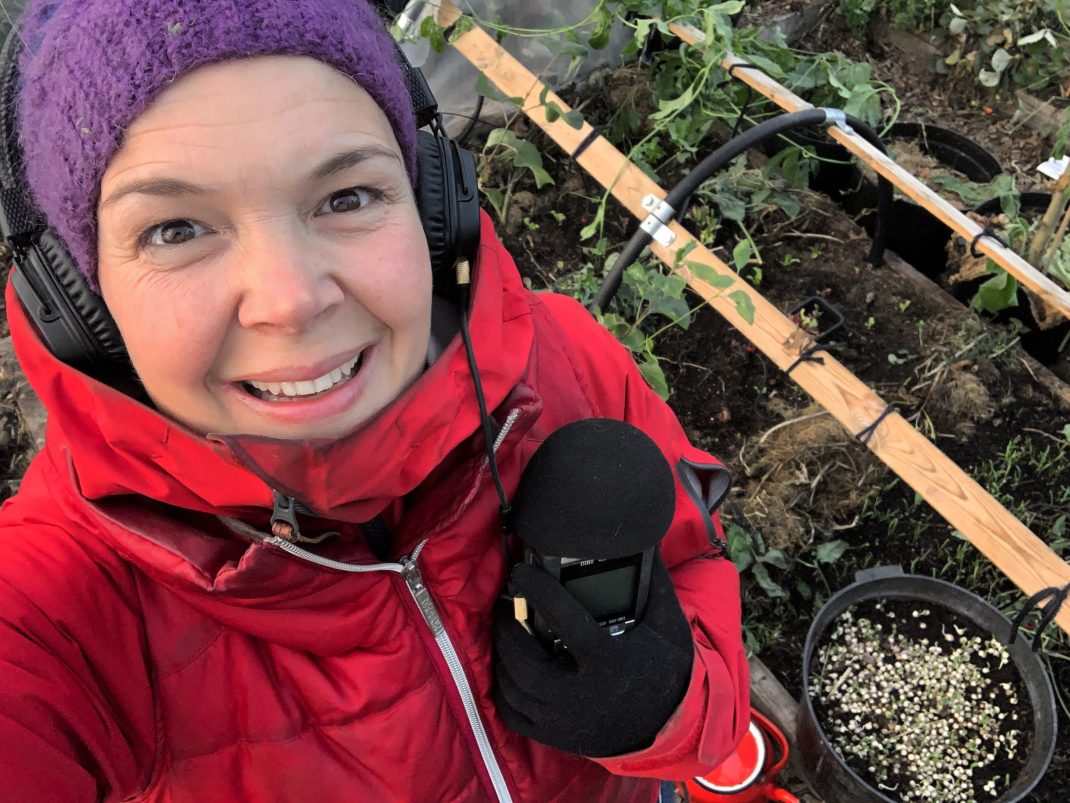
[456,258,515,549]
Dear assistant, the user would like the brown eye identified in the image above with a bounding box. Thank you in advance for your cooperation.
[318,187,376,216]
[142,219,209,247]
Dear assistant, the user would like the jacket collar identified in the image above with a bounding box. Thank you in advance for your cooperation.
[8,213,535,526]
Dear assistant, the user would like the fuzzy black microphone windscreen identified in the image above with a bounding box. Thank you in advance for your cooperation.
[513,419,676,559]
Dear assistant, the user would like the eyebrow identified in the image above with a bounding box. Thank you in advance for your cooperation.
[100,145,403,209]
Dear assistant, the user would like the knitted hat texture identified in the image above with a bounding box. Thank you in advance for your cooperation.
[17,0,418,289]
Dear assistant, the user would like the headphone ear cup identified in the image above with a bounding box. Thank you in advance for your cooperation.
[11,228,129,377]
[416,130,481,300]
[416,130,451,283]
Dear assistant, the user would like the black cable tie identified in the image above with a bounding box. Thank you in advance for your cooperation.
[571,125,605,161]
[1009,581,1070,651]
[785,343,832,376]
[969,226,1009,259]
[727,62,758,78]
[855,404,897,446]
[731,86,755,138]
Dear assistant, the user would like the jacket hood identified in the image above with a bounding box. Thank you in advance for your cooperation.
[6,213,535,525]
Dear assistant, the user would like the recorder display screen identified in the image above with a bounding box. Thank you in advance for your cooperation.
[561,556,640,621]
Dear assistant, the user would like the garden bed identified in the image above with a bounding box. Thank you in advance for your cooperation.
[489,86,1069,795]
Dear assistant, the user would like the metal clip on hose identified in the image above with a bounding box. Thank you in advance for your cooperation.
[591,108,892,312]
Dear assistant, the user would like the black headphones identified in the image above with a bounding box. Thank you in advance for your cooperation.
[0,24,482,386]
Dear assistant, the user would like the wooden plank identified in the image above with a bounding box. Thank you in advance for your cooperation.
[441,14,1070,635]
[665,21,1070,325]
[1016,89,1067,137]
[749,655,798,737]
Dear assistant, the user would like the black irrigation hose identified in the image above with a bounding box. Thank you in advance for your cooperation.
[591,108,892,312]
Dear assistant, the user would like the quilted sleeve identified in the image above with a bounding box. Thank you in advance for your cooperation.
[0,524,155,801]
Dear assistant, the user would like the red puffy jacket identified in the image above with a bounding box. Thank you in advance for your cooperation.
[0,214,748,802]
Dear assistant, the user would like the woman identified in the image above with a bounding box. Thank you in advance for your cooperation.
[0,1,749,800]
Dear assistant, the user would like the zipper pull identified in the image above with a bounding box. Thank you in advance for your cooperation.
[271,490,301,542]
[400,553,445,637]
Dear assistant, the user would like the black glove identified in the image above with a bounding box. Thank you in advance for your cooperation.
[493,555,694,757]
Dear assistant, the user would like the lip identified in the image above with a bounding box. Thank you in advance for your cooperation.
[225,343,379,424]
[235,346,368,384]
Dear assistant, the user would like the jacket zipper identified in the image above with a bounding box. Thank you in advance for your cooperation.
[265,535,514,803]
[261,406,523,801]
[399,552,514,803]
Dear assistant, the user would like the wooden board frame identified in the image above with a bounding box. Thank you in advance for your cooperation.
[437,11,1070,635]
[666,21,1070,324]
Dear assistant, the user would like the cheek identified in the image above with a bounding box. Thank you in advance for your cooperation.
[348,227,434,333]
[100,265,229,387]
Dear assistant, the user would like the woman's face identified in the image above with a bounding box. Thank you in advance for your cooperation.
[97,56,432,440]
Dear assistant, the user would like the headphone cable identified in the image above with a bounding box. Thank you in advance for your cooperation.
[456,260,515,547]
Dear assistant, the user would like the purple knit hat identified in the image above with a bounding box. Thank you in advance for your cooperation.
[17,0,418,290]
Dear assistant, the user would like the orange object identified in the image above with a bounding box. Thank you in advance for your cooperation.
[681,710,799,803]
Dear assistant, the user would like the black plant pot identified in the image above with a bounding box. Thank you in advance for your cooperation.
[846,123,1004,276]
[763,127,860,201]
[797,565,1057,803]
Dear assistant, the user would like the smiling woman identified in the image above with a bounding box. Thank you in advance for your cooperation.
[96,56,432,440]
[0,1,749,801]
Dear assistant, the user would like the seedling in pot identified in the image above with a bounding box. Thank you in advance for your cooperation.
[810,599,1031,801]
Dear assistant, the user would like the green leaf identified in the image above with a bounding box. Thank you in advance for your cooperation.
[711,192,747,222]
[761,548,791,570]
[729,290,755,324]
[843,85,881,126]
[751,563,787,599]
[732,239,753,272]
[815,540,849,564]
[512,140,554,188]
[419,16,447,53]
[633,18,656,50]
[579,206,604,240]
[948,16,968,35]
[638,354,670,400]
[447,16,475,43]
[725,524,754,570]
[1017,29,1050,47]
[650,83,696,121]
[686,260,735,289]
[1051,514,1066,538]
[483,188,505,220]
[562,109,585,130]
[971,268,1019,313]
[650,294,691,323]
[618,328,646,351]
[991,48,1013,74]
[978,69,1001,88]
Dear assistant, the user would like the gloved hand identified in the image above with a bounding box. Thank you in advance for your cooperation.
[493,554,694,757]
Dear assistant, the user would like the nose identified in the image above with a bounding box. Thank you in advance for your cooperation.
[234,227,345,332]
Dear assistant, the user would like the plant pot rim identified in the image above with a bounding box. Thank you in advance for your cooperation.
[797,565,1058,803]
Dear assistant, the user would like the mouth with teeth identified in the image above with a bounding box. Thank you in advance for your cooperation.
[241,352,365,402]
